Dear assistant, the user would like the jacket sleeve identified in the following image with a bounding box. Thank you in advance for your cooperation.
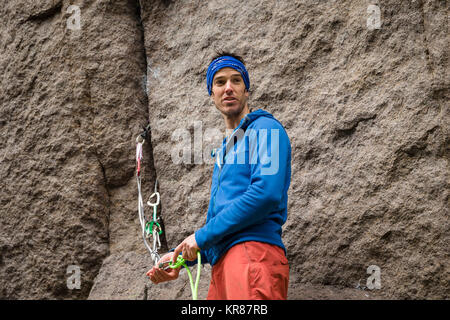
[195,120,291,250]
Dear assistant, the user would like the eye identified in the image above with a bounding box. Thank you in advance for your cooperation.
[215,80,225,86]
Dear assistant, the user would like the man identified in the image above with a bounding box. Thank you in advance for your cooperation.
[147,52,291,300]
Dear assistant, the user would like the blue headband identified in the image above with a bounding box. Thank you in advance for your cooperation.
[206,56,250,96]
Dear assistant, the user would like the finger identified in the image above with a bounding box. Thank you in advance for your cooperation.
[172,244,183,265]
[189,250,197,261]
[185,247,196,261]
[147,267,157,277]
[191,248,199,260]
[182,248,189,261]
[153,268,165,283]
[150,275,158,284]
[166,267,180,280]
[155,268,175,282]
[158,252,172,264]
[149,272,158,284]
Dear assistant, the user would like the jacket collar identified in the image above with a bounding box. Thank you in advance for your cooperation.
[216,109,274,168]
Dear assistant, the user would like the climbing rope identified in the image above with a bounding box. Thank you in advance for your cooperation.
[136,124,162,265]
[167,251,202,300]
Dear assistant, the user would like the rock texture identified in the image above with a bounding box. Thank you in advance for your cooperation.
[0,0,151,299]
[1,0,448,300]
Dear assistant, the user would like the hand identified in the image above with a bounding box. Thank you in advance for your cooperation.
[172,233,200,265]
[146,252,180,284]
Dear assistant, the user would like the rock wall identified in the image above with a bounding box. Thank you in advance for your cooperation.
[1,0,448,299]
[0,0,150,299]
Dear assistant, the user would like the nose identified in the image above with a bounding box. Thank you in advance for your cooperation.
[225,80,233,94]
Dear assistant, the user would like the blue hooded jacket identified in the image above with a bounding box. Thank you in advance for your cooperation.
[193,109,292,266]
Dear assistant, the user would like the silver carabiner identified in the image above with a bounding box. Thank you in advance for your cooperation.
[147,192,160,207]
[147,179,160,207]
[136,135,145,144]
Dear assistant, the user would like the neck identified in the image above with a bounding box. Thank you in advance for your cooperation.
[223,104,250,130]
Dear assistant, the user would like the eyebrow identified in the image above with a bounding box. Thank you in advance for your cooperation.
[214,74,242,81]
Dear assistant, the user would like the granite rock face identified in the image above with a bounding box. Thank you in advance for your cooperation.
[1,0,448,299]
[0,0,150,299]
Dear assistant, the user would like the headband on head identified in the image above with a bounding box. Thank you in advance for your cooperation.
[206,56,250,96]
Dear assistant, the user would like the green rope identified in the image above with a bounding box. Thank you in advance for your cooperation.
[169,251,201,300]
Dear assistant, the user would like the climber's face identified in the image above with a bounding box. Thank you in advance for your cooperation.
[211,67,249,118]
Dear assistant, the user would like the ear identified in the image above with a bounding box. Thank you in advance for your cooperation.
[244,89,249,98]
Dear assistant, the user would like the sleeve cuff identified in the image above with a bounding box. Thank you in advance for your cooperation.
[195,228,208,250]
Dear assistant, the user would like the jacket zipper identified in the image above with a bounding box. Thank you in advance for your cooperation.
[212,115,249,216]
[212,161,222,216]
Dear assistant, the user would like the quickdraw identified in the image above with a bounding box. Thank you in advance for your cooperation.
[136,124,162,265]
[136,124,202,300]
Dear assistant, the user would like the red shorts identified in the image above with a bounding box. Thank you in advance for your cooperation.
[207,241,289,300]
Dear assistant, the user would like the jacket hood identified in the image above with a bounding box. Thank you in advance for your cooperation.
[239,109,274,130]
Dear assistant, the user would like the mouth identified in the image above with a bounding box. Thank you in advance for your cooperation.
[223,97,237,103]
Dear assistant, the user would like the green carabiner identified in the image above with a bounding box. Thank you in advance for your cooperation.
[146,221,163,236]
